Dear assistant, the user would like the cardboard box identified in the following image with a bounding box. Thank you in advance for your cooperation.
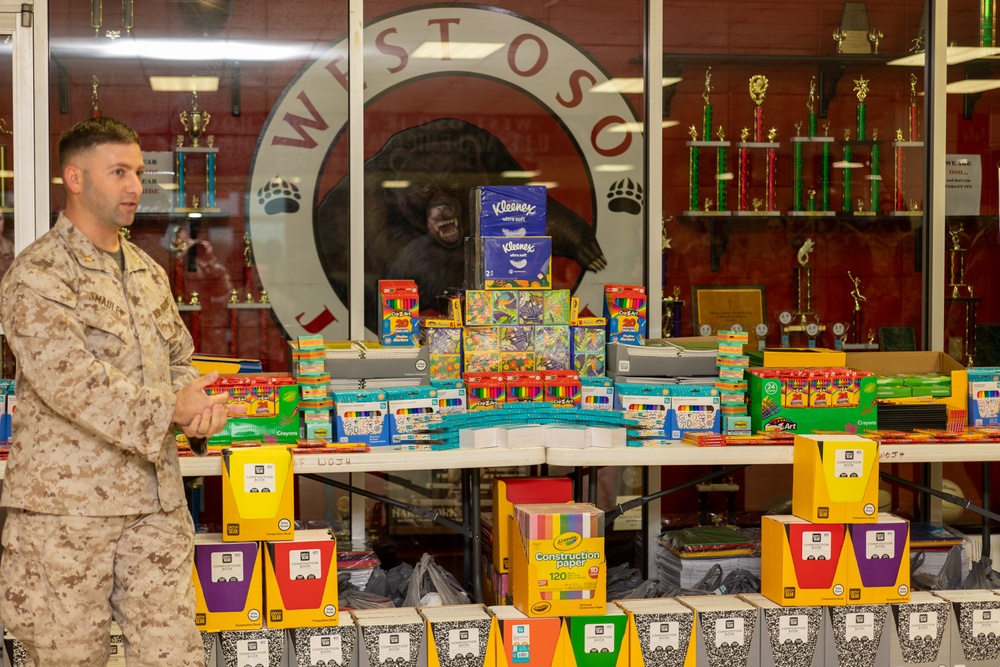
[845,514,910,605]
[760,515,849,606]
[263,528,339,628]
[739,593,824,667]
[289,620,358,667]
[492,477,574,574]
[888,591,951,667]
[472,185,548,237]
[563,608,628,667]
[824,605,891,667]
[420,604,499,667]
[747,371,877,434]
[221,446,295,542]
[616,598,694,667]
[353,607,428,667]
[193,535,263,632]
[207,375,300,446]
[676,595,760,667]
[792,434,880,524]
[218,628,284,667]
[846,351,968,413]
[490,604,565,667]
[762,347,847,368]
[933,589,1000,667]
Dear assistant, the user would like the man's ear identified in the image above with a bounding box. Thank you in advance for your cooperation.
[63,164,84,195]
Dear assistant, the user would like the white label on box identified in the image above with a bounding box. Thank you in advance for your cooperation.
[584,623,615,653]
[511,624,530,663]
[972,609,1000,636]
[289,548,322,579]
[649,621,679,650]
[845,613,875,641]
[107,637,126,667]
[236,639,269,664]
[378,632,410,660]
[309,634,343,663]
[244,462,276,493]
[865,530,895,559]
[907,611,938,640]
[801,531,832,560]
[210,551,244,582]
[834,449,864,477]
[448,628,481,659]
[713,618,745,647]
[777,615,809,644]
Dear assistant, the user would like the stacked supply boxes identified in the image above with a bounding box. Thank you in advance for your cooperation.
[470,185,551,290]
[205,374,300,446]
[296,334,332,442]
[716,329,751,434]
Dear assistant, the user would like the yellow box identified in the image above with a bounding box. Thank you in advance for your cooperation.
[846,351,968,412]
[263,528,339,628]
[844,514,910,605]
[792,434,879,524]
[421,604,499,667]
[761,515,848,606]
[192,535,263,632]
[222,446,295,542]
[616,598,694,667]
[492,477,574,573]
[763,348,846,368]
[510,503,606,617]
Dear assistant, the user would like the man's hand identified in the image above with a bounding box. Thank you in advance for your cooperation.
[181,403,229,440]
[173,371,229,430]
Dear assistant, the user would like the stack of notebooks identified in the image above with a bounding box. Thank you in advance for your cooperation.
[909,521,969,583]
[875,401,948,431]
[656,525,761,591]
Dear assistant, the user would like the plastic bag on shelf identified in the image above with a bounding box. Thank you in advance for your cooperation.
[662,563,724,597]
[402,553,470,607]
[386,561,414,607]
[606,563,644,599]
[715,568,760,595]
[911,546,964,591]
[962,556,1000,590]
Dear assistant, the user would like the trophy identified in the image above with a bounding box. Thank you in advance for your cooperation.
[685,69,731,217]
[848,270,866,345]
[0,117,11,211]
[662,286,685,338]
[91,75,101,119]
[735,75,779,216]
[780,239,826,345]
[831,321,850,352]
[834,2,874,54]
[789,78,835,217]
[175,92,220,213]
[944,225,981,365]
[983,0,996,47]
[228,234,273,366]
[892,75,924,216]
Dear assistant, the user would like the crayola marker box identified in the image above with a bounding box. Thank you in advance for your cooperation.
[564,608,628,667]
[193,534,263,632]
[792,434,879,523]
[263,528,339,628]
[379,279,420,346]
[492,477,574,574]
[489,605,566,667]
[420,604,500,667]
[221,446,294,542]
[510,503,606,617]
[845,513,910,605]
[761,515,849,606]
[615,598,694,667]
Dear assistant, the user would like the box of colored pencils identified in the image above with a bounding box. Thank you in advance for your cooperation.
[506,371,544,404]
[465,372,507,410]
[378,279,420,346]
[603,284,646,346]
[543,370,581,408]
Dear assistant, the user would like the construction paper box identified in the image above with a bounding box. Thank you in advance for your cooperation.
[219,628,284,667]
[489,604,565,667]
[933,589,1000,667]
[887,591,951,667]
[193,534,263,632]
[263,528,339,628]
[616,598,694,667]
[510,503,606,617]
[739,593,824,667]
[845,514,910,605]
[563,608,628,667]
[824,605,891,667]
[676,595,760,667]
[353,607,428,667]
[760,515,848,607]
[492,476,574,573]
[792,434,880,524]
[290,619,359,667]
[221,446,295,542]
[420,604,499,667]
[472,185,547,237]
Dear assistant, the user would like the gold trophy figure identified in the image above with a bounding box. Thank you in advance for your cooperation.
[179,92,211,148]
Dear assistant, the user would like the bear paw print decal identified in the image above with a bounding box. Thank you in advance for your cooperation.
[606,177,643,215]
[258,176,302,215]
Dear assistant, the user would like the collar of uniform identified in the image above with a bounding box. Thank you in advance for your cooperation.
[55,213,150,274]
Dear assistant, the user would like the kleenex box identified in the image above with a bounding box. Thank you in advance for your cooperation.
[472,185,547,237]
[483,236,552,289]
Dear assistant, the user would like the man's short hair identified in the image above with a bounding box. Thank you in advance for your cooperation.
[58,118,140,171]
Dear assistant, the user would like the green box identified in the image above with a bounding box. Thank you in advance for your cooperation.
[877,385,912,399]
[748,373,877,433]
[208,383,300,446]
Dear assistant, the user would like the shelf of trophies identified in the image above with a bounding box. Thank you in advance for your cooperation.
[679,70,924,272]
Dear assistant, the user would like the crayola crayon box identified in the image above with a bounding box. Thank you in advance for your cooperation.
[616,598,694,667]
[221,446,295,542]
[761,515,849,606]
[603,284,646,346]
[379,279,420,346]
[206,374,300,446]
[263,528,339,628]
[792,434,880,524]
[511,503,606,617]
[845,513,910,605]
[331,389,389,446]
[420,604,500,667]
[193,534,264,632]
[492,477,575,573]
[490,605,566,667]
[677,595,761,667]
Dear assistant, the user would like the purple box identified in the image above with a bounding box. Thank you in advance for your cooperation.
[482,236,552,289]
[472,185,547,237]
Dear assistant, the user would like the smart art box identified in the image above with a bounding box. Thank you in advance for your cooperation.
[472,185,548,237]
[616,598,694,667]
[263,528,339,628]
[221,446,295,542]
[739,593,824,667]
[760,515,849,607]
[845,514,910,605]
[482,237,553,289]
[489,605,565,667]
[193,535,263,632]
[792,434,880,524]
[676,595,761,667]
[887,591,951,667]
[420,604,500,667]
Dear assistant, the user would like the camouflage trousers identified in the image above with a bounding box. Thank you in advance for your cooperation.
[0,506,203,666]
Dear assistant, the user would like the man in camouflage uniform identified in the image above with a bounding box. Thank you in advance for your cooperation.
[0,117,231,666]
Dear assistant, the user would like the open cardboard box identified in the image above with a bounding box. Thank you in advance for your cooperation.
[846,351,967,412]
